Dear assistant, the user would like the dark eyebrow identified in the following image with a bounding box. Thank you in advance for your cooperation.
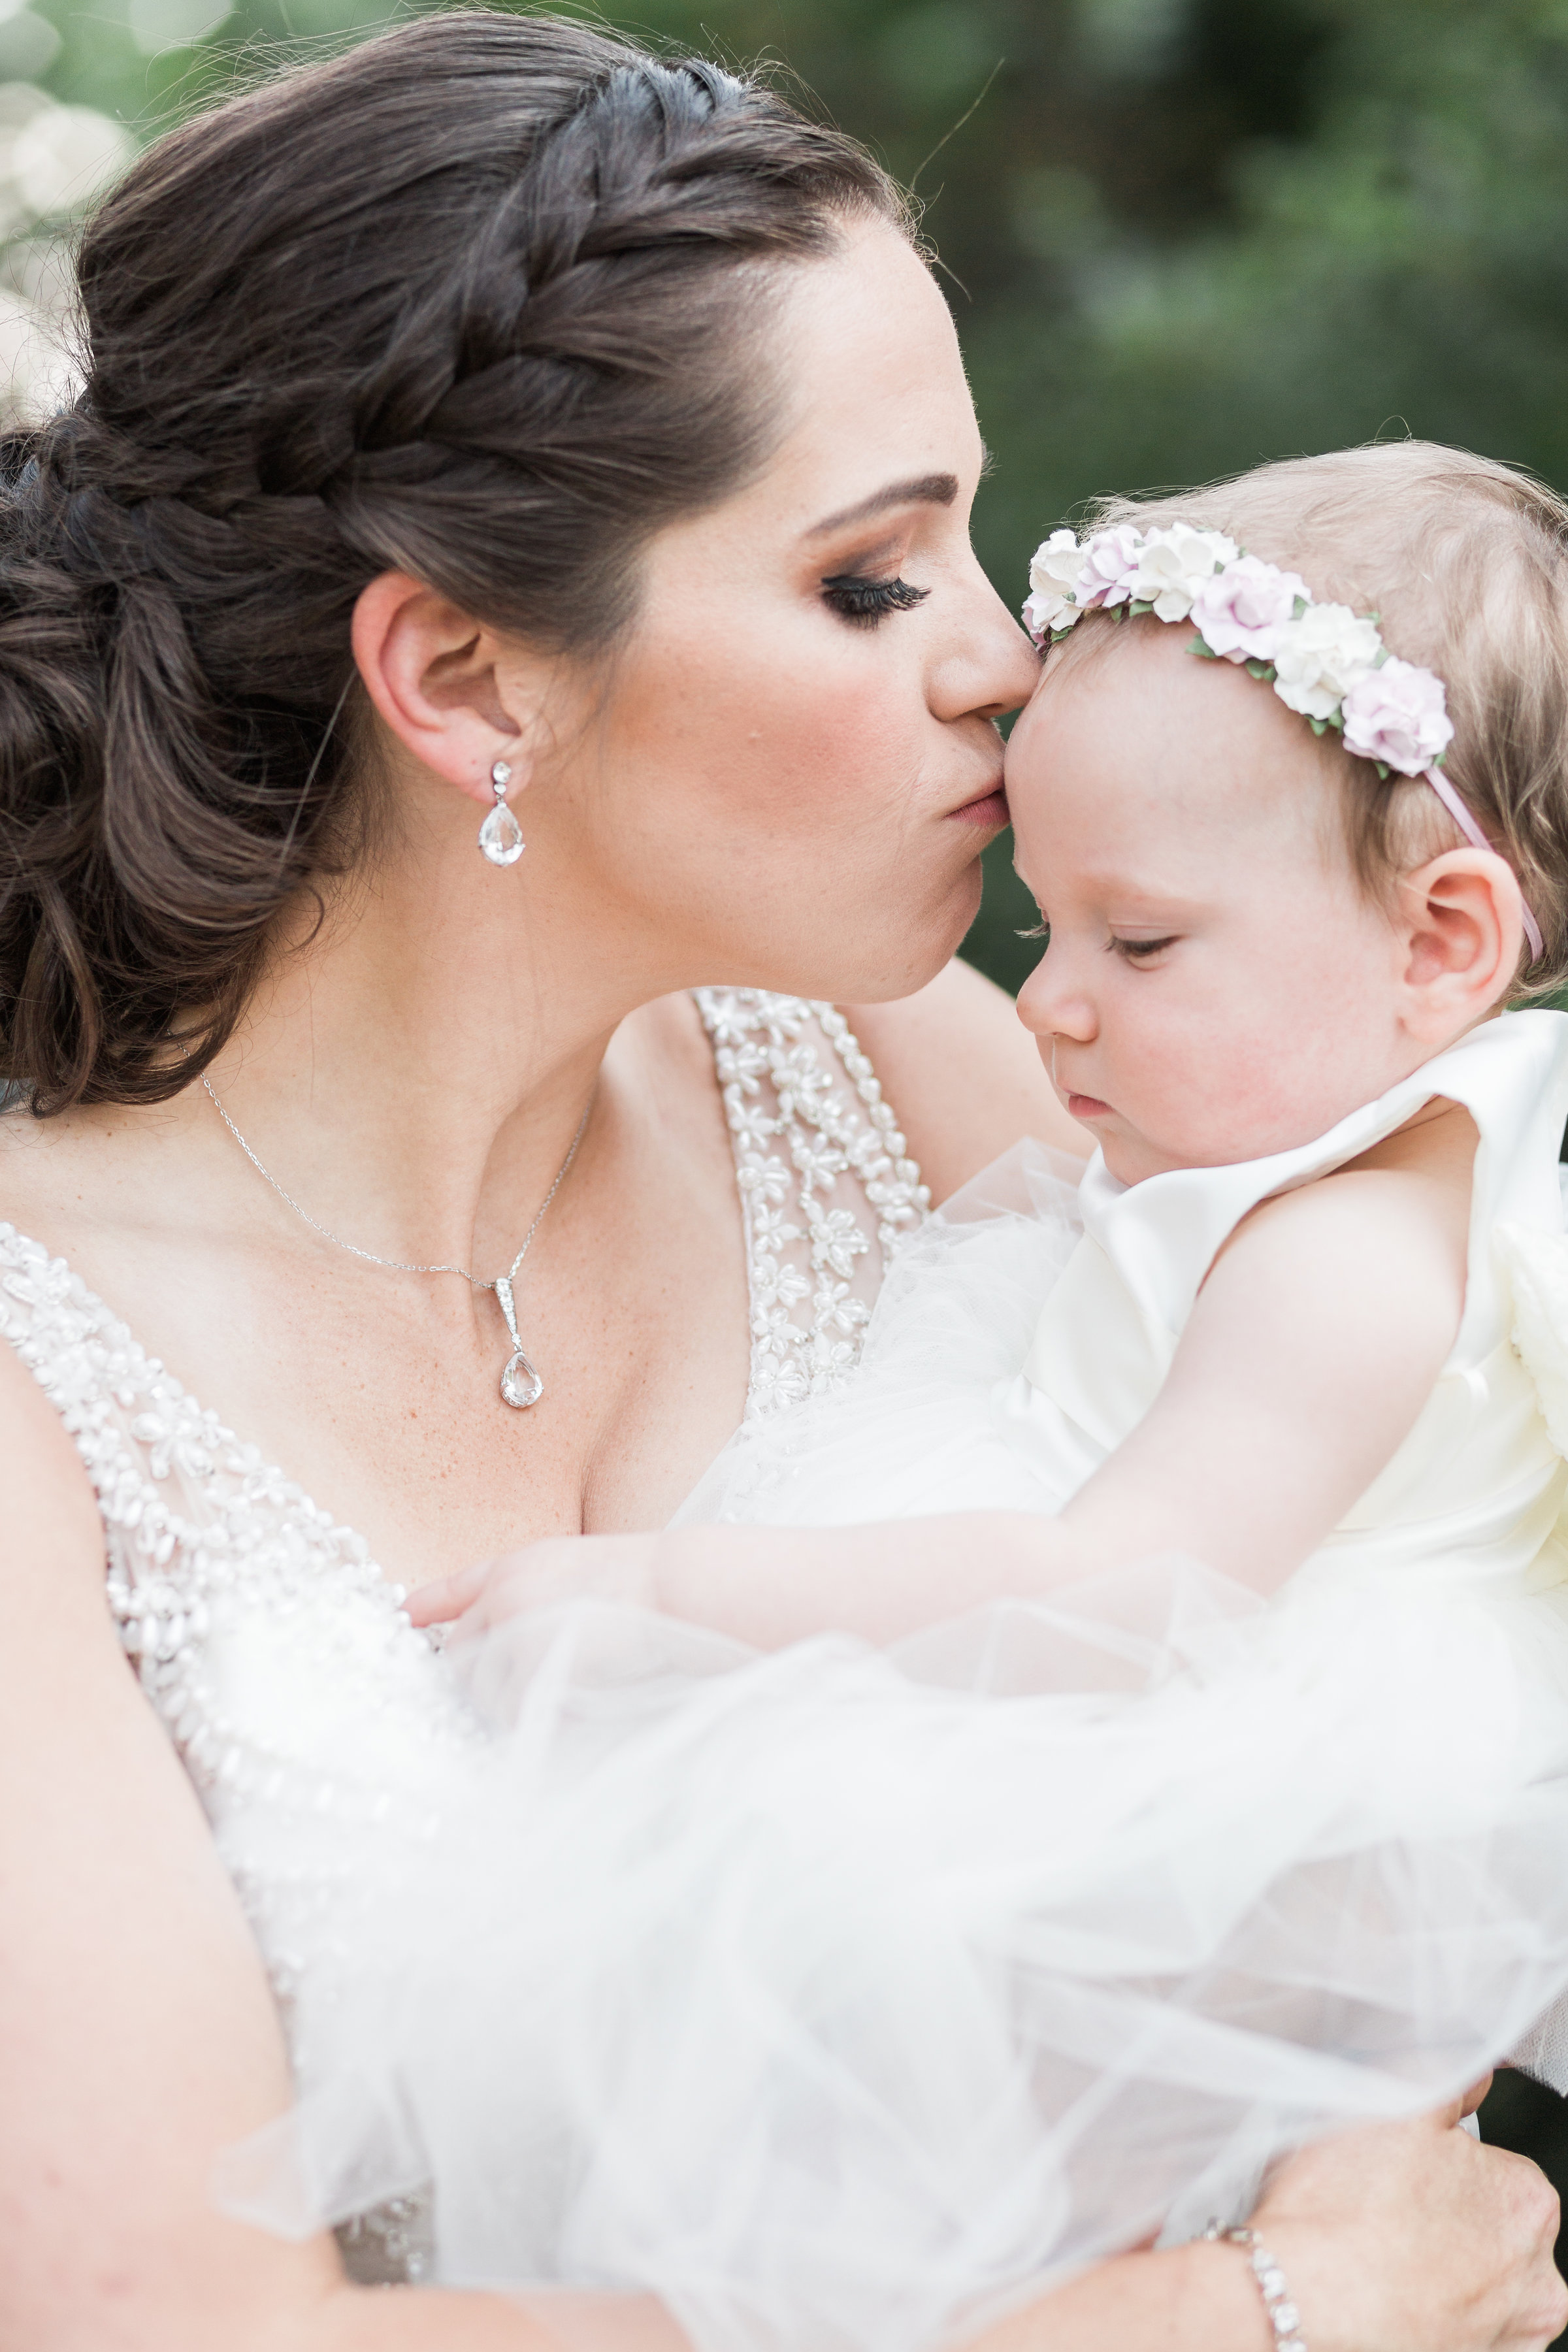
[806,472,960,538]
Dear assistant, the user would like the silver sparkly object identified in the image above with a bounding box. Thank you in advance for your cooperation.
[201,1081,591,1409]
[478,757,525,866]
[1203,2224,1307,2352]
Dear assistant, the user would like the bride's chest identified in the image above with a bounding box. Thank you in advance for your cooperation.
[5,990,928,1582]
[13,1139,749,1584]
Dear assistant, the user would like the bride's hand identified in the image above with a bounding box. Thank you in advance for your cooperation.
[405,1535,665,1633]
[1247,2092,1567,2352]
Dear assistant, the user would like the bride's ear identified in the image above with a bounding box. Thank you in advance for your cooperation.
[351,571,543,807]
[1395,847,1524,1039]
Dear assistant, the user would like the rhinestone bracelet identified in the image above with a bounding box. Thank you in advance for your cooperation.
[1204,2222,1308,2352]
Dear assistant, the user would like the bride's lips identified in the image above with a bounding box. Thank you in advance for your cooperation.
[948,783,1009,828]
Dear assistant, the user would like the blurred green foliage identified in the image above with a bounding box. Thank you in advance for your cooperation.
[14,0,1568,989]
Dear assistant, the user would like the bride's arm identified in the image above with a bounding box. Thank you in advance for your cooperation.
[0,1346,584,2352]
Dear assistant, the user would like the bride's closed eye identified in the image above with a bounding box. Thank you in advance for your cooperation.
[821,571,930,628]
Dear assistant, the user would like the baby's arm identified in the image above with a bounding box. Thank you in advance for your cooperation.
[416,1122,1473,1649]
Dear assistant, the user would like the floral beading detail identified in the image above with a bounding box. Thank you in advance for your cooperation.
[0,1224,465,1815]
[0,1220,470,2283]
[694,990,930,1420]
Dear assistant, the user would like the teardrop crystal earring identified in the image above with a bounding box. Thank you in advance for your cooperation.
[478,759,525,867]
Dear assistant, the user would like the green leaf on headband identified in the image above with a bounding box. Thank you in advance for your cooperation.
[1244,659,1277,680]
[1309,717,1328,734]
[1188,636,1218,659]
[1128,599,1154,616]
[1375,760,1390,779]
[1292,596,1309,619]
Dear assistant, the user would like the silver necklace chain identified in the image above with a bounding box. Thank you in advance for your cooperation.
[201,1077,593,1410]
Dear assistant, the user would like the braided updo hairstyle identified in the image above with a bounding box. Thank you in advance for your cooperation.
[0,10,904,1115]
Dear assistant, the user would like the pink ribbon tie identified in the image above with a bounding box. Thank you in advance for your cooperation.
[1422,765,1544,964]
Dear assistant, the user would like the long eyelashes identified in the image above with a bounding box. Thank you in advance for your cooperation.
[1110,936,1177,960]
[821,572,931,628]
[1013,925,1174,960]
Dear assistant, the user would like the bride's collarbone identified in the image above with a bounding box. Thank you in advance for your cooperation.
[0,1100,751,1580]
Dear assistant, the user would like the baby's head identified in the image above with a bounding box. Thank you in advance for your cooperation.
[1007,443,1568,1184]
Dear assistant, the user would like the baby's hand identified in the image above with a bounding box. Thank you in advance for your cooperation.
[406,1531,664,1637]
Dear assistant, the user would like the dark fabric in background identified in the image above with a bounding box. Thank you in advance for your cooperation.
[1482,2076,1568,2349]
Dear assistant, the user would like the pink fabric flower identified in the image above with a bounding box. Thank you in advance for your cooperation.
[1189,556,1307,664]
[1340,657,1454,775]
[1074,524,1144,610]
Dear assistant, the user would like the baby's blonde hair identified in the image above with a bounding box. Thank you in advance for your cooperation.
[1073,442,1568,994]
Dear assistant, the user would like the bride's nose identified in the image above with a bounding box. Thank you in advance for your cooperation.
[928,563,1042,724]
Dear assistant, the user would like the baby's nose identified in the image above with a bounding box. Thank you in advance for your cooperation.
[1017,958,1097,1045]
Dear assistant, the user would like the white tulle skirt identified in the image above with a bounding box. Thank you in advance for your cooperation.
[221,1164,1568,2352]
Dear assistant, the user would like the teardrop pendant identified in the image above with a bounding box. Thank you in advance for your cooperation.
[500,1348,544,1409]
[493,1275,544,1408]
[479,799,525,866]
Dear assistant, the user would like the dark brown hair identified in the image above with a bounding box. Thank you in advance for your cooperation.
[1066,444,1568,994]
[0,10,902,1114]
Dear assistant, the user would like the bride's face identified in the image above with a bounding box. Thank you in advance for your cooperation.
[514,220,1039,1002]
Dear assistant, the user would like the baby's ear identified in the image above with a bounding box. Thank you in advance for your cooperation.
[1395,847,1525,1038]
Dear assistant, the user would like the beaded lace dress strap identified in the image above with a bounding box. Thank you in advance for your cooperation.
[692,990,930,1421]
[0,1218,408,1765]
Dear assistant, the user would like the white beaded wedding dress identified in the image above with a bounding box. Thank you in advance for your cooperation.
[0,991,928,2291]
[13,996,1568,2352]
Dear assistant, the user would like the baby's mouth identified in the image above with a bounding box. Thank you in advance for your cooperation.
[1065,1090,1113,1120]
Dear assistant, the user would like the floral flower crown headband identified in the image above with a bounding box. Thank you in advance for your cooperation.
[1022,520,1544,964]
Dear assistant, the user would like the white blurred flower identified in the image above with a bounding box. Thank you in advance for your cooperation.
[1271,602,1382,722]
[9,102,132,218]
[0,10,59,82]
[1127,523,1239,621]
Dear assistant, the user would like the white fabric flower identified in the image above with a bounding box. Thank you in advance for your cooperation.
[1340,657,1454,775]
[1023,529,1086,641]
[1029,529,1083,602]
[1189,555,1307,664]
[1270,602,1383,722]
[1074,523,1145,610]
[1023,589,1082,642]
[1127,525,1239,622]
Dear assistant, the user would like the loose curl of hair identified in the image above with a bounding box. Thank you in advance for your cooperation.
[0,10,904,1115]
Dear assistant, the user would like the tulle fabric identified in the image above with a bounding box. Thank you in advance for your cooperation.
[674,1145,1089,1534]
[217,1137,1568,2350]
[221,1557,1568,2352]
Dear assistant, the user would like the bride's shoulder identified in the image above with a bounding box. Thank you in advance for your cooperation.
[841,959,1091,1205]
